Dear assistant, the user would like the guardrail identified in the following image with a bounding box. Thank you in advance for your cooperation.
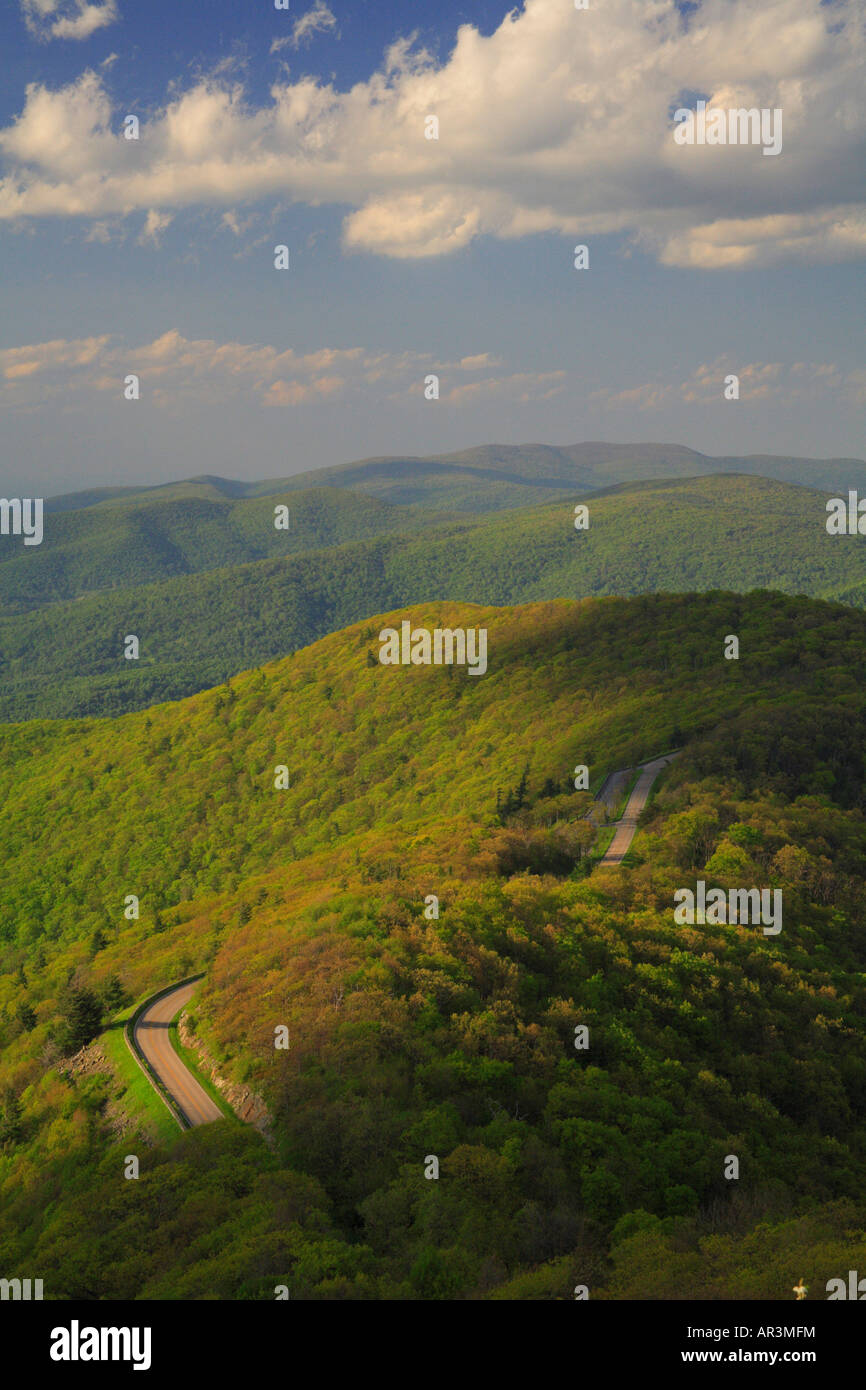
[124,974,205,1132]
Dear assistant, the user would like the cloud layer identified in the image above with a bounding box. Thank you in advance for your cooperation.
[0,330,564,410]
[593,358,866,410]
[3,0,864,266]
[2,332,861,416]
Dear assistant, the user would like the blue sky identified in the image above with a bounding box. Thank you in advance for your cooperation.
[1,0,864,495]
[0,1,513,119]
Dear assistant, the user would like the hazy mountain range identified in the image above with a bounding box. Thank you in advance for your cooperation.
[43,441,866,518]
[3,449,865,720]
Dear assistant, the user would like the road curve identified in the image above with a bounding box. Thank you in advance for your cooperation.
[589,766,632,824]
[600,753,680,865]
[133,980,224,1128]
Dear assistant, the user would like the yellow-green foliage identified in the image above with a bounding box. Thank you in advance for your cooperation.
[2,592,866,1298]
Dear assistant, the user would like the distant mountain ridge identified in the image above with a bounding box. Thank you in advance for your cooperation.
[43,442,866,517]
[4,472,866,722]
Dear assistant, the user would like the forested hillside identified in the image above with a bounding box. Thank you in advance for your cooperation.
[1,593,866,1297]
[2,473,865,722]
[0,487,463,615]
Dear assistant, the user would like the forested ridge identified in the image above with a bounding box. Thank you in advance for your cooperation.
[1,592,866,1297]
[3,473,866,723]
[0,486,463,615]
[40,439,866,521]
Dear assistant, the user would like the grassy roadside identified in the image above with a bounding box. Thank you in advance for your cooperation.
[588,825,617,862]
[100,995,181,1146]
[168,1015,239,1123]
[640,760,678,820]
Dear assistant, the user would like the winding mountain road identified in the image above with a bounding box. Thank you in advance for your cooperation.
[600,752,680,865]
[133,980,223,1128]
[589,766,632,823]
[131,756,679,1124]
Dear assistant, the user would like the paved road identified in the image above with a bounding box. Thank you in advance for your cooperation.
[600,753,679,865]
[589,767,632,823]
[133,980,223,1127]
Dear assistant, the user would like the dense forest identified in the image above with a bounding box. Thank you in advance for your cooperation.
[7,443,866,614]
[0,486,463,614]
[1,592,866,1297]
[2,473,865,723]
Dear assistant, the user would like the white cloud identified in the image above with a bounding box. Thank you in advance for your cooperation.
[83,221,116,246]
[137,209,173,245]
[22,0,118,42]
[220,209,258,237]
[0,334,113,380]
[3,0,865,267]
[591,358,866,409]
[290,3,337,50]
[443,370,567,406]
[0,330,559,410]
[459,353,502,371]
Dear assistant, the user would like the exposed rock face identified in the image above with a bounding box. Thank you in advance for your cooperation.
[103,1099,137,1140]
[58,1043,137,1138]
[57,1041,113,1078]
[178,1013,273,1141]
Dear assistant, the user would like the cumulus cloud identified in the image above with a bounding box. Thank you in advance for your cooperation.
[0,334,112,381]
[2,0,865,267]
[22,0,118,42]
[0,330,561,410]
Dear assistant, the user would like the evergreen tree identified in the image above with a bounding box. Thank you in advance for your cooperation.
[100,976,127,1015]
[59,987,103,1053]
[16,1002,37,1032]
[515,765,529,810]
[0,1094,23,1150]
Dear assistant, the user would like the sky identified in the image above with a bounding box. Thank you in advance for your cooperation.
[0,0,864,496]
